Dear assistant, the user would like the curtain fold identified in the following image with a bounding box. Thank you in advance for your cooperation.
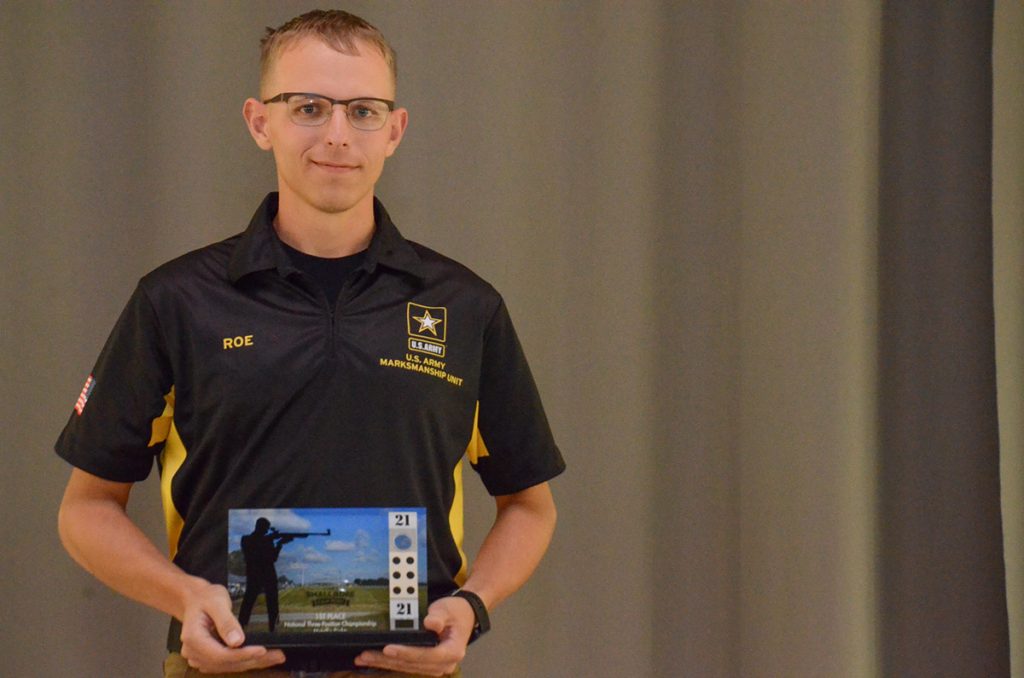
[877,2,1010,675]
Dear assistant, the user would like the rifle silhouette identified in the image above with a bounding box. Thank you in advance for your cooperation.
[269,527,331,545]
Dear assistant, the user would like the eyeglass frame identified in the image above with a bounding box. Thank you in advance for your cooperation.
[261,92,396,130]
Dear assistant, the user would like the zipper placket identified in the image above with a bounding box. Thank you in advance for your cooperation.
[326,289,337,361]
[290,272,336,361]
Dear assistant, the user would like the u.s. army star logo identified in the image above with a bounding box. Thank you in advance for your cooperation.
[407,303,447,357]
[413,309,443,336]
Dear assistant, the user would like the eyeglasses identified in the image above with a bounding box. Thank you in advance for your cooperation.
[262,92,395,131]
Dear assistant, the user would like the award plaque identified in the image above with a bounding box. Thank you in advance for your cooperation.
[227,507,436,649]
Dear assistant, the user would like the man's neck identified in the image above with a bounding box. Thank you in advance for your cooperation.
[273,191,375,258]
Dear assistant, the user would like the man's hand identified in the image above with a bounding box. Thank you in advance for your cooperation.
[178,581,286,674]
[57,469,286,674]
[354,482,557,676]
[354,595,475,677]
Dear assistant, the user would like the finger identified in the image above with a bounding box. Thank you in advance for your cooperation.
[356,650,458,678]
[242,648,287,670]
[371,640,463,673]
[389,636,465,661]
[181,635,263,664]
[181,622,282,672]
[183,643,286,674]
[354,650,428,676]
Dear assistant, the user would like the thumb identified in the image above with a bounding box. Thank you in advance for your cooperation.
[207,601,245,648]
[423,609,448,635]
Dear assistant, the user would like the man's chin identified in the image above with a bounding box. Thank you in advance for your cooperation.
[278,181,374,217]
[306,192,370,216]
[310,185,375,214]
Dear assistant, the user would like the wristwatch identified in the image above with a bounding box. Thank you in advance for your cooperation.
[449,589,490,642]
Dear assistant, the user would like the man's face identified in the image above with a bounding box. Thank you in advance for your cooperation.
[244,37,407,218]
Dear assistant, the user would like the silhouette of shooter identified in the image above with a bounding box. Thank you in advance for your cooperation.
[238,517,289,632]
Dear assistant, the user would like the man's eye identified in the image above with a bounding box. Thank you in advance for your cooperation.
[292,100,327,117]
[351,105,375,118]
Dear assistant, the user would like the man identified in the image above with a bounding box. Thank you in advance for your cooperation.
[238,518,286,634]
[56,9,564,677]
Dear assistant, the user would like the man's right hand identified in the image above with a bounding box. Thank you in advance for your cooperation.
[58,469,286,673]
[178,581,286,674]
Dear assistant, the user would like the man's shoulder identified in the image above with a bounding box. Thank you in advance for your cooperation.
[405,240,501,300]
[138,232,243,292]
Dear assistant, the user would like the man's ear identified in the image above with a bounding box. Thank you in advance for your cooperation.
[243,98,273,151]
[384,107,409,158]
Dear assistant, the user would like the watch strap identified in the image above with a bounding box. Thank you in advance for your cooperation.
[449,588,490,642]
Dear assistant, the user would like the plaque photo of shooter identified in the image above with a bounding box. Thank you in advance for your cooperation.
[227,507,435,650]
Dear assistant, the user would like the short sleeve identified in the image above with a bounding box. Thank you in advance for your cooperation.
[472,299,565,495]
[55,283,173,482]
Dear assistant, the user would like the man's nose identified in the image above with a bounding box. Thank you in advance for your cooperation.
[324,104,352,146]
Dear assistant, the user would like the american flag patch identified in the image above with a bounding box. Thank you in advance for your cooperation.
[74,375,95,415]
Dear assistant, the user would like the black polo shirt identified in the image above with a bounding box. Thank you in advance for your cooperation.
[56,193,564,605]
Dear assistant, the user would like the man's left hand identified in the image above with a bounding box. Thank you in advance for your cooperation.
[354,595,475,676]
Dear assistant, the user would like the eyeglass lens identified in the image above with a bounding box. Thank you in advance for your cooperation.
[286,95,390,130]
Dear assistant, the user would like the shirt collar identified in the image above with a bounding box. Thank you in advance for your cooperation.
[228,192,428,283]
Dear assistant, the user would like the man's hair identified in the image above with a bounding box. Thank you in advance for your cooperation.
[259,9,397,93]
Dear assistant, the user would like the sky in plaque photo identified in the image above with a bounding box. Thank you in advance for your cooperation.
[228,507,427,585]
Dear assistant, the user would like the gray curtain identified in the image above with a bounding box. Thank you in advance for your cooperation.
[1,2,1020,676]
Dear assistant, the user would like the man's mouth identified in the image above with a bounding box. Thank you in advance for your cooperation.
[312,160,358,172]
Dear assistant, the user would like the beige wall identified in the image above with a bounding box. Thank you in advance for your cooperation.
[0,1,1017,676]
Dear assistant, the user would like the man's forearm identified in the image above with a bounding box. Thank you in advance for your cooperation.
[57,468,204,621]
[460,481,557,611]
[59,469,287,672]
